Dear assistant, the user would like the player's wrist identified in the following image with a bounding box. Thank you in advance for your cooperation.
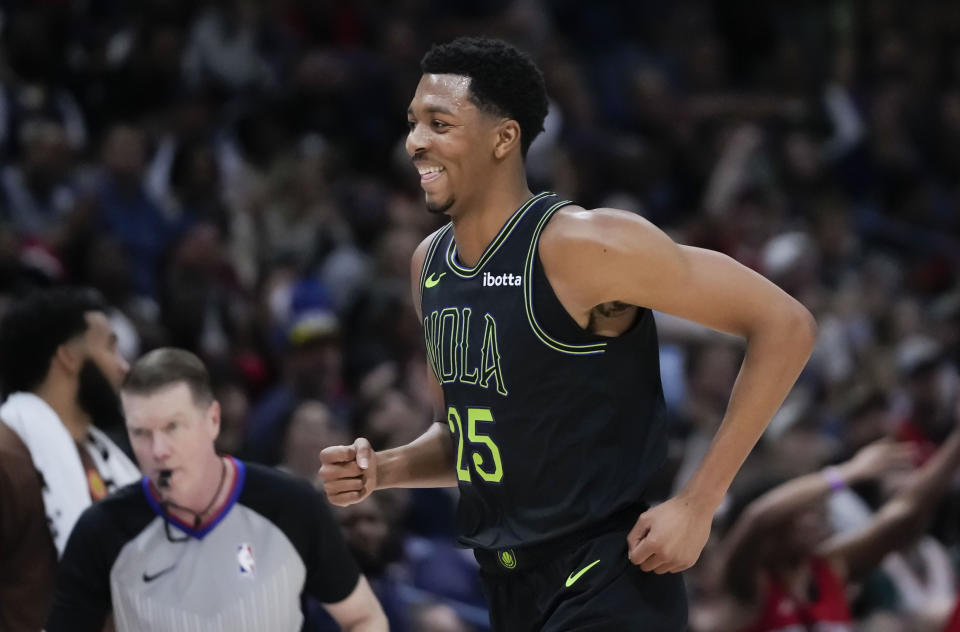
[676,480,726,514]
[372,447,399,490]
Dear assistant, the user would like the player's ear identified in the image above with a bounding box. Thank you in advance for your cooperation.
[493,119,521,160]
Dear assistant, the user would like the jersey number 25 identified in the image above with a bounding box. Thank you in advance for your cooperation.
[447,406,503,483]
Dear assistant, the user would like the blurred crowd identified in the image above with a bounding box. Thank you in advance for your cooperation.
[0,0,959,630]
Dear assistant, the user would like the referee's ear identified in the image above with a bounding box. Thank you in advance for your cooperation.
[205,399,222,440]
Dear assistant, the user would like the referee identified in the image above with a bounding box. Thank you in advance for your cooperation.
[47,348,387,632]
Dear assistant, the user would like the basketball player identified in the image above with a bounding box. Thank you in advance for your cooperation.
[47,348,387,632]
[320,37,817,630]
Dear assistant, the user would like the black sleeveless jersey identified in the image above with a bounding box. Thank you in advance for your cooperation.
[419,192,669,551]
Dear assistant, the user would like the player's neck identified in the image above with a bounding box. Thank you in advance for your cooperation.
[450,175,532,267]
[34,378,91,442]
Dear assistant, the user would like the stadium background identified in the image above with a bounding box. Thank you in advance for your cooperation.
[1,0,959,630]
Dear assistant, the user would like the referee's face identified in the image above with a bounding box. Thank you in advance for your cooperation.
[123,382,221,500]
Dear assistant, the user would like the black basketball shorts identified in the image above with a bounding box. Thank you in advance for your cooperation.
[474,523,688,631]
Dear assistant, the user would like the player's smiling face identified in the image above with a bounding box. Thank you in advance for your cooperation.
[406,73,499,216]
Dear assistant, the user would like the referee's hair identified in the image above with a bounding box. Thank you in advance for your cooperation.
[123,347,214,407]
[0,286,106,396]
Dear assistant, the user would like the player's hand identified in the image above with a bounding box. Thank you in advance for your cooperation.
[319,438,378,506]
[627,495,714,574]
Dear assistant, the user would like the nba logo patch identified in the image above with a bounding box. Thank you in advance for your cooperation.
[237,543,255,578]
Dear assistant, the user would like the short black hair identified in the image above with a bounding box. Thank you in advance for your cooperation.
[123,348,214,407]
[0,287,106,395]
[421,36,548,158]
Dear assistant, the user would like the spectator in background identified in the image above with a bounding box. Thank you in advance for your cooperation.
[246,277,349,464]
[279,400,346,483]
[76,234,163,358]
[310,493,411,632]
[894,336,957,464]
[211,368,251,459]
[160,220,251,361]
[257,144,349,272]
[0,288,138,631]
[182,0,276,96]
[0,7,87,160]
[95,124,183,300]
[946,594,960,632]
[0,223,52,298]
[410,603,475,632]
[167,140,231,234]
[712,413,960,632]
[0,118,77,244]
[342,225,425,379]
[355,388,427,451]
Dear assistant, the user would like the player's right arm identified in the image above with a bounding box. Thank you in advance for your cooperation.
[319,230,456,507]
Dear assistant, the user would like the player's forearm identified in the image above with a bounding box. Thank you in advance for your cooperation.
[680,305,817,510]
[376,421,457,489]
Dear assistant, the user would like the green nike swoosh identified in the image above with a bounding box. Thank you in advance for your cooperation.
[565,559,601,588]
[425,272,446,288]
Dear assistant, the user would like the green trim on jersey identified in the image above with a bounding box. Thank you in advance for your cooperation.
[444,192,555,278]
[420,225,452,384]
[524,201,607,355]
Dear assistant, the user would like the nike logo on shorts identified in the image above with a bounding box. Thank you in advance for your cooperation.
[565,559,601,587]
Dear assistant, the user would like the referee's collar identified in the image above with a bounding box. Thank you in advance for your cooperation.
[141,456,246,540]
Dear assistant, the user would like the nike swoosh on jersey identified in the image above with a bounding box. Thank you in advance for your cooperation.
[565,559,601,588]
[143,565,176,583]
[425,272,446,288]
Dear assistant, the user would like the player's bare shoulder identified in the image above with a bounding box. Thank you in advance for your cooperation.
[538,206,656,333]
[411,226,446,274]
[539,206,664,266]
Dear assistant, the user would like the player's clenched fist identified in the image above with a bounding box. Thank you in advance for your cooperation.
[319,438,378,506]
[627,495,713,574]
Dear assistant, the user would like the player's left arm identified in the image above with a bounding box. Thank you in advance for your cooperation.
[540,207,818,574]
